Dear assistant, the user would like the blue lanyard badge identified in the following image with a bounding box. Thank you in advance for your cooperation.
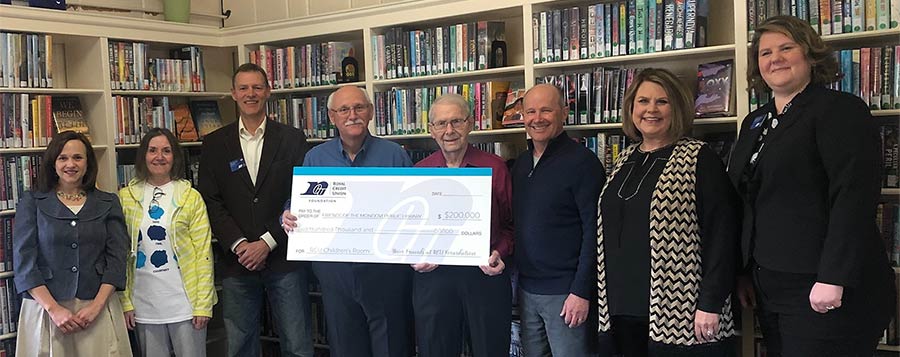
[229,158,246,172]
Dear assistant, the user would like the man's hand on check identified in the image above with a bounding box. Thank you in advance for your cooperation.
[281,210,298,232]
[411,263,439,273]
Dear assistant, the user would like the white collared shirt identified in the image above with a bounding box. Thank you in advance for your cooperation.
[238,117,266,185]
[232,117,277,253]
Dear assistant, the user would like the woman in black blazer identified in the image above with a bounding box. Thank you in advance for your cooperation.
[729,15,896,356]
[13,131,131,357]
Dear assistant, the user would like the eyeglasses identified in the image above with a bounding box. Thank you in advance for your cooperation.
[330,105,370,117]
[429,118,469,132]
[148,186,165,216]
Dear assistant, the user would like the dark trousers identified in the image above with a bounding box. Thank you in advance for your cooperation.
[412,266,512,357]
[312,262,413,357]
[597,316,734,357]
[752,264,893,357]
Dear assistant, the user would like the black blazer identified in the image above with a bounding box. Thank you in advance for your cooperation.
[198,119,309,276]
[728,84,890,288]
[13,190,128,300]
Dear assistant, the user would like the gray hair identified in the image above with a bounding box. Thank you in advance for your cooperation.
[327,86,372,109]
[428,93,471,120]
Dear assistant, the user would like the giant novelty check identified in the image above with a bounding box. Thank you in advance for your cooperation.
[286,167,492,266]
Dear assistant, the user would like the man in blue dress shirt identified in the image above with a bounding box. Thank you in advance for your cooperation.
[282,86,413,357]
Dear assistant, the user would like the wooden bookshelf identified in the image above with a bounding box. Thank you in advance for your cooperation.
[1,1,897,355]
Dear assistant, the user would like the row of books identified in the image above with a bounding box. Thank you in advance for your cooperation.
[248,41,356,89]
[107,41,207,92]
[0,278,18,336]
[830,45,900,110]
[748,0,899,36]
[532,0,709,64]
[876,201,900,268]
[0,154,40,211]
[0,32,52,89]
[537,67,642,125]
[264,95,335,140]
[112,97,223,145]
[0,94,78,149]
[370,21,507,81]
[0,218,12,272]
[581,133,630,174]
[372,81,511,136]
[537,61,735,127]
[0,339,14,357]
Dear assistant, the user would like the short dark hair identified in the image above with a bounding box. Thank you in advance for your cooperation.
[232,63,270,89]
[622,68,694,142]
[37,131,97,192]
[134,127,185,182]
[748,15,840,93]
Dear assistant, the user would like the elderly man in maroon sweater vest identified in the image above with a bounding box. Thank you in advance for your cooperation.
[411,93,514,357]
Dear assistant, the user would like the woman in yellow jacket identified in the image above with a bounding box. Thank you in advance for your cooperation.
[118,128,216,357]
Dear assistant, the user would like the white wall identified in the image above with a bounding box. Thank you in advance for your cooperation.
[223,0,411,27]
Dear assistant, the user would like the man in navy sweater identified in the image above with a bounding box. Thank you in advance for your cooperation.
[511,83,605,356]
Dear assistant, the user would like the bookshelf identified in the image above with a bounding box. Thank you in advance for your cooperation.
[1,0,898,355]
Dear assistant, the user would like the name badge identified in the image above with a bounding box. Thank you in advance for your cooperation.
[229,158,246,173]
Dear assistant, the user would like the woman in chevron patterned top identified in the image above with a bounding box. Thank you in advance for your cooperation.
[118,128,217,357]
[729,15,895,356]
[595,68,741,356]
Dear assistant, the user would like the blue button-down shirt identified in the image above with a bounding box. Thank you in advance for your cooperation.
[304,134,412,168]
[283,134,412,213]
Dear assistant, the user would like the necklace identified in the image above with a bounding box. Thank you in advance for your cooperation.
[57,190,86,201]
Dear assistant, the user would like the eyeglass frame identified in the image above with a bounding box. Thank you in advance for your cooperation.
[429,117,471,132]
[329,104,371,117]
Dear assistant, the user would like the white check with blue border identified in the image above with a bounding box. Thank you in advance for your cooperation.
[286,167,492,266]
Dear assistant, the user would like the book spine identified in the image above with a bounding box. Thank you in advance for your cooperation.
[553,10,562,61]
[579,8,588,59]
[674,0,686,49]
[882,46,893,109]
[843,0,853,32]
[867,0,877,30]
[894,45,900,108]
[833,0,844,34]
[877,0,890,29]
[588,5,597,58]
[872,46,882,109]
[533,13,542,63]
[853,48,861,98]
[685,0,697,48]
[540,12,549,62]
[562,9,570,61]
[821,0,833,35]
[636,0,647,54]
[570,7,580,60]
[628,1,637,55]
[612,3,620,55]
[893,0,900,28]
[853,0,866,31]
[619,2,627,55]
[664,0,676,50]
[648,0,658,53]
